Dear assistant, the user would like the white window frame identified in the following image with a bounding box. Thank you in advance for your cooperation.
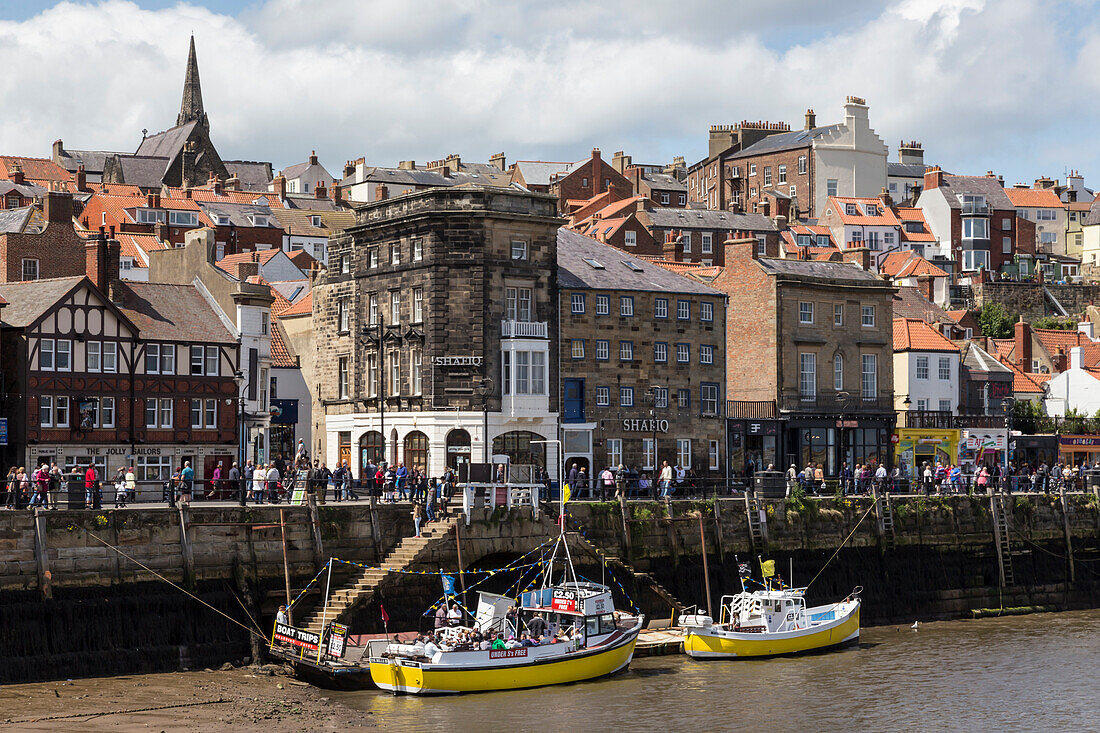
[798,155,807,175]
[619,387,633,407]
[938,356,951,381]
[624,230,637,247]
[39,395,53,427]
[21,258,39,281]
[338,300,349,333]
[413,288,424,323]
[596,386,610,406]
[708,440,720,470]
[40,339,54,370]
[413,238,424,261]
[643,438,656,471]
[700,345,714,365]
[87,341,101,373]
[596,295,610,316]
[861,353,877,400]
[799,301,814,324]
[701,233,712,254]
[916,356,929,380]
[338,356,349,399]
[861,305,875,328]
[800,353,816,399]
[391,291,401,325]
[571,293,585,314]
[677,439,692,469]
[608,439,623,469]
[834,354,843,391]
[511,240,528,261]
[55,340,71,372]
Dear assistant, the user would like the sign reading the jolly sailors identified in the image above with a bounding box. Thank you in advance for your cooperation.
[551,589,577,612]
[273,623,320,651]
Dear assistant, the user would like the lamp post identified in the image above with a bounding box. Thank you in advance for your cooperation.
[233,370,247,502]
[477,377,494,463]
[646,385,660,493]
[1003,396,1016,488]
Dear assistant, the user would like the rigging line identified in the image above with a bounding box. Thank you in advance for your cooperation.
[225,581,267,637]
[81,527,265,640]
[1005,522,1100,579]
[805,498,879,592]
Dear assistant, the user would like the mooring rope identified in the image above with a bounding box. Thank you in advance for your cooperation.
[6,698,232,724]
[804,497,880,592]
[81,527,266,640]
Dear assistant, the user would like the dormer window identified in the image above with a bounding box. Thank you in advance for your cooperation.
[168,211,197,227]
[310,215,322,227]
[250,215,269,227]
[215,215,230,226]
[136,208,166,224]
[845,204,858,216]
[865,205,878,216]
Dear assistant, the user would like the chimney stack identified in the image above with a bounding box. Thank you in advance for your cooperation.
[1015,318,1033,371]
[397,160,416,171]
[924,166,944,191]
[490,152,506,171]
[146,192,161,209]
[44,190,73,224]
[898,141,924,166]
[343,160,356,179]
[878,187,893,207]
[85,232,120,294]
[309,150,318,166]
[375,184,389,201]
[804,109,816,130]
[273,174,287,200]
[52,139,64,163]
[8,164,24,185]
[75,165,87,192]
[315,180,327,199]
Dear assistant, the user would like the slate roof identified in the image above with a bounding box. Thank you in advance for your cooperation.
[893,317,958,352]
[282,160,328,182]
[342,167,453,188]
[56,149,123,174]
[644,207,777,231]
[0,206,33,233]
[936,175,1014,210]
[892,286,952,325]
[0,180,45,198]
[113,155,171,188]
[755,257,888,284]
[0,276,86,326]
[224,160,273,191]
[888,162,928,178]
[268,280,310,304]
[511,161,575,186]
[135,121,198,159]
[641,172,686,192]
[112,281,236,343]
[556,228,721,296]
[1085,197,1100,227]
[197,201,282,228]
[727,125,841,160]
[960,341,1012,373]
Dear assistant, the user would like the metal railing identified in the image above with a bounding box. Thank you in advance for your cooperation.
[900,410,1008,429]
[501,320,548,338]
[779,392,893,413]
[1013,415,1100,435]
[961,201,990,215]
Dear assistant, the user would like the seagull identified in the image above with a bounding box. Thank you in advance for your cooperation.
[911,621,921,631]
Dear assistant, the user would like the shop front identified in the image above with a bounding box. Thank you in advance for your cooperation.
[1012,434,1058,468]
[893,428,961,478]
[1058,435,1100,466]
[728,419,781,475]
[960,427,1008,471]
[787,418,893,477]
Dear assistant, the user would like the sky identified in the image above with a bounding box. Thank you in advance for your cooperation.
[0,0,1097,187]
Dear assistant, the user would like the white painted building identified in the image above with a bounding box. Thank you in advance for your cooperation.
[1043,346,1100,416]
[894,318,960,413]
[811,97,889,218]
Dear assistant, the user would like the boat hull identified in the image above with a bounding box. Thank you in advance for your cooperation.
[684,605,859,659]
[370,631,639,694]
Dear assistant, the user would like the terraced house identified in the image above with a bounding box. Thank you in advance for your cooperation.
[557,228,727,481]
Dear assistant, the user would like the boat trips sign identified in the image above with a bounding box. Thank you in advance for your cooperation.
[551,589,577,612]
[273,623,320,651]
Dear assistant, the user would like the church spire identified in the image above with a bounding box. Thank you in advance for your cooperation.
[177,35,209,130]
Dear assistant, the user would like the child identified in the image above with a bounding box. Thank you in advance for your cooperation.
[114,475,128,508]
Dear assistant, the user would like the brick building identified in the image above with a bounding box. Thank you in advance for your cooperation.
[0,233,240,486]
[718,240,896,475]
[315,186,562,480]
[686,121,791,211]
[550,149,633,216]
[638,207,780,265]
[557,228,726,481]
[0,192,86,282]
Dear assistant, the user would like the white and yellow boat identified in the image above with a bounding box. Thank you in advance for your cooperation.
[679,587,860,659]
[368,583,642,694]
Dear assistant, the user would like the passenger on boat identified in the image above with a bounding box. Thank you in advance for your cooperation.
[505,636,521,649]
[479,635,492,651]
[491,633,508,650]
[526,612,547,638]
[435,604,447,629]
[423,636,441,658]
[447,603,463,627]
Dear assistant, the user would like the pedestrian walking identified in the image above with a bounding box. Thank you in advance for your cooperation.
[230,462,243,506]
[412,501,425,537]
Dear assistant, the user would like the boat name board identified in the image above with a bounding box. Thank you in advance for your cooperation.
[273,623,319,651]
[489,648,529,659]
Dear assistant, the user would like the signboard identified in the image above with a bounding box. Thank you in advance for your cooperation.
[326,623,348,659]
[291,469,310,505]
[432,356,483,367]
[0,418,7,446]
[273,623,319,651]
[489,648,528,659]
[621,419,669,433]
[1060,435,1100,447]
[963,430,1007,451]
[551,589,577,613]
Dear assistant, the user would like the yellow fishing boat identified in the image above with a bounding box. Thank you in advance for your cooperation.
[368,583,642,694]
[679,587,860,659]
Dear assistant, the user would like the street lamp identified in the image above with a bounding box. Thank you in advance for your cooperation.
[1002,396,1016,483]
[233,369,247,504]
[646,385,660,497]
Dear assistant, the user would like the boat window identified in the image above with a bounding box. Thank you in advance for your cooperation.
[586,616,600,638]
[599,613,616,634]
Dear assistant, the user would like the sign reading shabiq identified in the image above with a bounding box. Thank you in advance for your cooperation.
[621,419,669,433]
[433,356,483,367]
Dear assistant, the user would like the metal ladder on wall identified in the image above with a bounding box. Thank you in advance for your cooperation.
[991,495,1015,587]
[745,496,766,552]
[876,492,896,550]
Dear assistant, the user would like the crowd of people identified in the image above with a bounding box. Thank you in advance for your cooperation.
[565,460,704,500]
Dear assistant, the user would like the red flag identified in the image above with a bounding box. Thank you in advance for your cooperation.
[380,604,390,625]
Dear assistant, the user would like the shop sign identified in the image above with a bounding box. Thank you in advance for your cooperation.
[0,418,7,446]
[326,623,348,659]
[964,431,1006,451]
[1060,436,1100,447]
[36,446,165,456]
[622,419,669,433]
[433,356,483,367]
[836,420,859,428]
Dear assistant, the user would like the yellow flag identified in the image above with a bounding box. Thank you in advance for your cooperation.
[562,484,571,504]
[760,559,775,578]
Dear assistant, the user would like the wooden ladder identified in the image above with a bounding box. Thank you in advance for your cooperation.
[990,496,1015,587]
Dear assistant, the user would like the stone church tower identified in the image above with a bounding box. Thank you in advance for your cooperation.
[177,35,210,131]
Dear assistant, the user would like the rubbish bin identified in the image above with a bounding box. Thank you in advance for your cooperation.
[66,475,85,509]
[753,470,786,499]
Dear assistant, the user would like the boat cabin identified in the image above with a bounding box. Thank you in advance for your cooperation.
[721,589,809,633]
[515,582,620,647]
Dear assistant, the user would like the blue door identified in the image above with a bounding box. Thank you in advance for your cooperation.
[563,379,585,423]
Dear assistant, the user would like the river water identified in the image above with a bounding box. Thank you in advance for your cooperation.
[333,609,1100,732]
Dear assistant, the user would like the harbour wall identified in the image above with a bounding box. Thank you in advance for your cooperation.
[1,493,1099,682]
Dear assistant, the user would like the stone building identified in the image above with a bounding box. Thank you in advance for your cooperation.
[315,186,562,479]
[557,229,726,481]
[718,239,896,475]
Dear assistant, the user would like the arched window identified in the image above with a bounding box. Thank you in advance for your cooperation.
[491,431,546,467]
[833,353,844,392]
[403,430,429,472]
[445,429,471,470]
[359,430,384,476]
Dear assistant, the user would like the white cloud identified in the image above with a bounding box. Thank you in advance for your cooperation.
[0,0,1095,187]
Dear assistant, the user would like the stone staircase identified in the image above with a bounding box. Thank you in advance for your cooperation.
[299,516,457,635]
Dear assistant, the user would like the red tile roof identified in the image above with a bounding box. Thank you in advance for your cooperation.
[0,155,74,188]
[116,232,169,262]
[642,258,722,279]
[895,206,936,242]
[215,249,282,274]
[826,196,902,226]
[279,289,312,317]
[163,186,285,208]
[1003,187,1063,209]
[879,251,949,278]
[893,317,959,352]
[80,192,211,230]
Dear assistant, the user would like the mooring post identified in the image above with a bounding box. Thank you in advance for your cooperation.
[698,512,712,618]
[306,493,324,567]
[618,494,633,562]
[279,507,294,625]
[33,508,52,599]
[178,504,195,586]
[713,498,725,566]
